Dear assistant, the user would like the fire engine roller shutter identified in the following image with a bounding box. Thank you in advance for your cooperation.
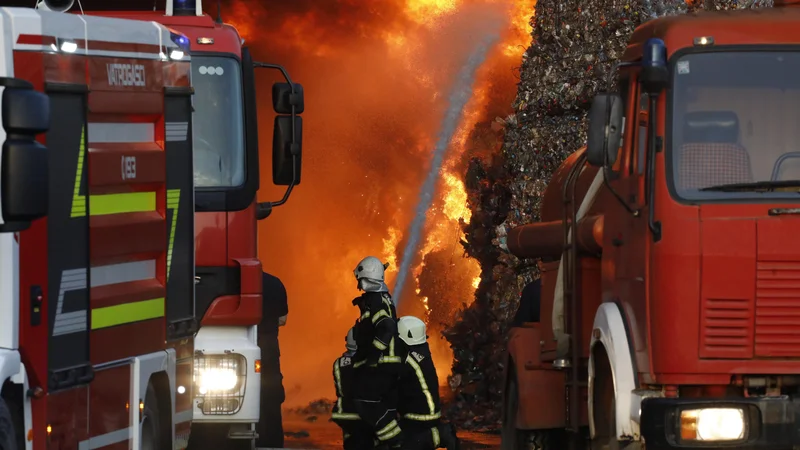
[164,86,196,341]
[45,84,93,391]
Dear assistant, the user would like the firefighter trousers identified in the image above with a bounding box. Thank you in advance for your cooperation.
[399,420,459,450]
[353,365,403,447]
[333,418,377,450]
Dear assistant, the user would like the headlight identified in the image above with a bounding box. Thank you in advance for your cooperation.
[197,367,238,394]
[680,407,746,442]
[193,354,247,415]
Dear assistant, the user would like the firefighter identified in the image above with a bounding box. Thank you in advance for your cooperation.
[332,327,379,449]
[351,256,404,448]
[256,271,289,448]
[396,316,460,450]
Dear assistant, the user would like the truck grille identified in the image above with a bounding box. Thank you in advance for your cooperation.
[755,261,800,357]
[700,298,752,359]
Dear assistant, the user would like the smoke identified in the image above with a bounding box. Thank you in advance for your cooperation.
[220,0,527,405]
[392,32,499,304]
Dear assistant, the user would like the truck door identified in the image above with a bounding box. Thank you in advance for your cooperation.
[46,84,93,390]
[608,75,650,373]
[164,87,196,341]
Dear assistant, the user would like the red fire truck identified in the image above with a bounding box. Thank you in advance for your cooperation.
[502,2,800,449]
[59,0,303,447]
[0,4,197,450]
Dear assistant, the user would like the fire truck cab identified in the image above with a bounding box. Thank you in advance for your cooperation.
[503,2,800,450]
[0,4,196,450]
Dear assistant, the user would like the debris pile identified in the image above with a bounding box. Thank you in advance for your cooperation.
[444,0,750,430]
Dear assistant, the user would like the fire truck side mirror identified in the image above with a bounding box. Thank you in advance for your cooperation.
[0,84,49,231]
[586,93,623,168]
[272,115,302,186]
[272,83,304,115]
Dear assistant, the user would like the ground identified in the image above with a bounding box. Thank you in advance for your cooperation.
[282,412,501,449]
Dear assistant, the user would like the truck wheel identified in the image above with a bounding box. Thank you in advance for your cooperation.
[141,385,161,450]
[0,397,18,450]
[590,353,624,450]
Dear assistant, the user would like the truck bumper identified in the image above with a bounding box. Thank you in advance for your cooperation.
[641,396,800,449]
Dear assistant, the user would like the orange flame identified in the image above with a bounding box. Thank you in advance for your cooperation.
[238,0,535,404]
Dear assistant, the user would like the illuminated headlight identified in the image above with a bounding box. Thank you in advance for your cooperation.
[194,354,245,394]
[197,367,237,394]
[680,407,746,442]
[169,49,185,61]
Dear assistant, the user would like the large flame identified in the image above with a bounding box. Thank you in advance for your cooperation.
[229,0,534,405]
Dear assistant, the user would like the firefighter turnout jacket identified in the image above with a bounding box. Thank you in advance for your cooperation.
[352,292,401,366]
[398,342,442,423]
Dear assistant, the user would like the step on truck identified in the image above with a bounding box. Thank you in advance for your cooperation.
[0,4,197,450]
[45,0,305,448]
[502,1,800,449]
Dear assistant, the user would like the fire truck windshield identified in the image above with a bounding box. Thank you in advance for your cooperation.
[669,50,800,202]
[192,55,245,188]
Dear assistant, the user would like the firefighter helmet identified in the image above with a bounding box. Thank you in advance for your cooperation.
[345,327,357,352]
[398,316,427,346]
[353,256,390,292]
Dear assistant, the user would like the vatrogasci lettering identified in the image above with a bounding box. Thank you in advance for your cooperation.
[106,63,146,87]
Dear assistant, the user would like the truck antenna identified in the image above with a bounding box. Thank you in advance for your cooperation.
[215,0,222,24]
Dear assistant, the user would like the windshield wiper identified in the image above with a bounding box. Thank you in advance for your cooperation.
[699,180,800,192]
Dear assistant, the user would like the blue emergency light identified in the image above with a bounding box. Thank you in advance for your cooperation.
[642,38,667,70]
[171,0,199,16]
[175,0,197,11]
[641,38,669,94]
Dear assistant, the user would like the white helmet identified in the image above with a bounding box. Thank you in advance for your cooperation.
[353,256,390,292]
[398,316,427,346]
[345,327,357,353]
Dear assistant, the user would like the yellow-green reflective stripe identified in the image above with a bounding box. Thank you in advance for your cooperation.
[377,420,399,438]
[432,427,440,447]
[361,311,370,320]
[331,412,361,420]
[389,337,395,356]
[91,297,164,330]
[166,189,180,281]
[90,192,156,216]
[403,412,441,420]
[373,339,387,350]
[377,421,401,441]
[372,310,389,323]
[333,361,343,413]
[379,356,401,363]
[407,356,436,414]
[70,127,87,218]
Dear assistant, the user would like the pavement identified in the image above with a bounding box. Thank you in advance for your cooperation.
[281,412,501,449]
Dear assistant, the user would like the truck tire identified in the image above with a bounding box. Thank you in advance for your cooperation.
[0,397,18,450]
[141,384,162,450]
[591,353,640,450]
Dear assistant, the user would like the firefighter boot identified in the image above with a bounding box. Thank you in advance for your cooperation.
[438,423,460,450]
